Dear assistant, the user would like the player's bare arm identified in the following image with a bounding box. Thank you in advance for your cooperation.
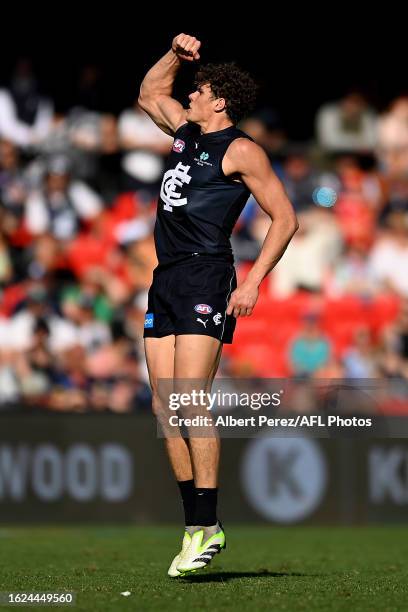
[138,34,201,135]
[224,138,299,318]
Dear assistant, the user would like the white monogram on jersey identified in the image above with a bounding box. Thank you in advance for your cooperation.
[160,162,192,212]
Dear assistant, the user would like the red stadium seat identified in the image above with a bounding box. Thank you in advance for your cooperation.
[227,292,401,377]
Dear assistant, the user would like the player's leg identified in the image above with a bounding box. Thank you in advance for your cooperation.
[144,335,193,482]
[144,335,198,577]
[168,259,235,572]
[174,334,226,573]
[174,334,222,487]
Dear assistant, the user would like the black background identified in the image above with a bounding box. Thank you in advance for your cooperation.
[0,14,405,139]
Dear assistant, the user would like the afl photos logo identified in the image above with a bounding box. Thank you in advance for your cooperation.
[160,162,192,212]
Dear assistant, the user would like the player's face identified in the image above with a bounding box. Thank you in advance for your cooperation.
[187,83,218,122]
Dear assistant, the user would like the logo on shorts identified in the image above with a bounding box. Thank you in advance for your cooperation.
[194,304,213,315]
[213,313,222,325]
[197,318,208,328]
[173,139,185,153]
[200,151,209,161]
[144,313,154,328]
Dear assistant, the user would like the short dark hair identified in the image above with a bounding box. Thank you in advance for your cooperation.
[195,62,258,125]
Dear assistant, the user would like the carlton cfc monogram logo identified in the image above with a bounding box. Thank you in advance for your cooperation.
[160,162,192,212]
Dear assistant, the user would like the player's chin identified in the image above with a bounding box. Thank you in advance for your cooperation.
[186,108,195,122]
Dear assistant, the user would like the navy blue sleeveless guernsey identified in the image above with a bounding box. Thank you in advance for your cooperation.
[154,122,252,265]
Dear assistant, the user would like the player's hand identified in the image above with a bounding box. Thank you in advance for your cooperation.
[172,34,201,62]
[227,281,259,318]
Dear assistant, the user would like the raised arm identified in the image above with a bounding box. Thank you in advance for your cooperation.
[138,34,201,136]
[224,138,299,317]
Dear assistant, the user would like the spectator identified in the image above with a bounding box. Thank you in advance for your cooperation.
[0,139,30,249]
[316,91,377,153]
[0,139,27,213]
[93,114,122,203]
[73,65,104,112]
[9,283,77,354]
[333,155,384,248]
[13,317,53,402]
[380,299,408,379]
[327,242,376,297]
[0,231,12,284]
[118,102,171,195]
[282,144,339,213]
[0,59,53,148]
[270,208,343,297]
[60,290,112,353]
[25,155,102,240]
[240,108,287,159]
[377,95,408,178]
[343,327,379,378]
[368,211,408,297]
[289,313,331,376]
[118,102,172,154]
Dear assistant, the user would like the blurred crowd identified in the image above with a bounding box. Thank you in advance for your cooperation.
[0,60,407,412]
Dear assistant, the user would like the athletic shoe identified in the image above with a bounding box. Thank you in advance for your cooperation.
[168,530,192,577]
[176,522,226,574]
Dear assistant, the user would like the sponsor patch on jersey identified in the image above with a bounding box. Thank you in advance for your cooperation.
[173,139,185,153]
[144,313,154,328]
[194,304,213,315]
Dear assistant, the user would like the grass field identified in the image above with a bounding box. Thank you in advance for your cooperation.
[0,526,407,611]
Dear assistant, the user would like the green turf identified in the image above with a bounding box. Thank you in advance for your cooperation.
[0,526,407,611]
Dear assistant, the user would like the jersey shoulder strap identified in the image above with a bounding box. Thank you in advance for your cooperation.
[229,126,254,142]
[218,127,254,179]
[173,122,199,141]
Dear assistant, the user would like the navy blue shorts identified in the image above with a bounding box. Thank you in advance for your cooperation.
[143,256,237,344]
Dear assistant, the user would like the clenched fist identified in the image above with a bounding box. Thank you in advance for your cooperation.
[227,281,259,318]
[172,33,201,62]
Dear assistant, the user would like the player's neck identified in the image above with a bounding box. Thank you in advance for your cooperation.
[198,117,234,135]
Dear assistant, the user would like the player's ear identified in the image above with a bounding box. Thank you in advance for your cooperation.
[214,97,226,113]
